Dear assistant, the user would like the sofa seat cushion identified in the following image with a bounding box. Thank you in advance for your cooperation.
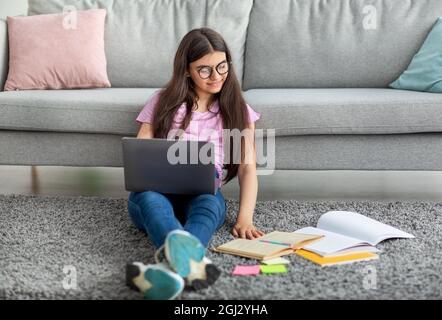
[1,88,442,136]
[0,88,157,135]
[243,88,442,136]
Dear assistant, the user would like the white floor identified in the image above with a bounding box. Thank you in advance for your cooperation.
[1,165,442,202]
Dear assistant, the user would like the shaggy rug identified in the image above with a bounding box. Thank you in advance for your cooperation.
[0,194,441,299]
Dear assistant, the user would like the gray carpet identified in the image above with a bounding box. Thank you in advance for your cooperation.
[0,194,441,300]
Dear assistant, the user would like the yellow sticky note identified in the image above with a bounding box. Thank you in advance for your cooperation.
[260,264,287,274]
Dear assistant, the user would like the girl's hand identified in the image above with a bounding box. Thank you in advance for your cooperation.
[231,222,264,240]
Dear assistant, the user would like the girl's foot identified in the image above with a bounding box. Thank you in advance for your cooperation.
[126,262,184,300]
[158,230,221,290]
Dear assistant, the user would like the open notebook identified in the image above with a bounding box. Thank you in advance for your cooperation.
[212,231,323,261]
[294,211,415,257]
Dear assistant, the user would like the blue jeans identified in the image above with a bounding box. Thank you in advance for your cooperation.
[127,171,226,248]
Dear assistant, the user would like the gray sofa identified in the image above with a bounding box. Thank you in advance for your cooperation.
[1,0,442,175]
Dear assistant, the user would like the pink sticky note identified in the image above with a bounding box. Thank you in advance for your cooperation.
[232,265,261,276]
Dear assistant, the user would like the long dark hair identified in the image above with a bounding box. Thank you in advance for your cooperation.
[151,27,250,185]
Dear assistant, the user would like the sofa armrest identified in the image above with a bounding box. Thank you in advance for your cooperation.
[0,18,8,92]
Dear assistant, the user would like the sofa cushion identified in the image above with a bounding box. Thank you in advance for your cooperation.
[243,0,442,90]
[0,88,155,135]
[4,9,110,91]
[389,17,442,93]
[243,88,442,136]
[0,19,8,92]
[28,0,253,88]
[1,88,442,136]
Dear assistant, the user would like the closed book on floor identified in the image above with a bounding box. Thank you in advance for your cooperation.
[212,231,323,261]
[295,249,379,267]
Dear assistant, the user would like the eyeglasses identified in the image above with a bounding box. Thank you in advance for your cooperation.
[196,61,231,79]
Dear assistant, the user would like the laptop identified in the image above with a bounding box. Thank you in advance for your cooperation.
[122,137,217,195]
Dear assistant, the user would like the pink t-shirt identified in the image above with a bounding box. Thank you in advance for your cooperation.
[135,90,261,189]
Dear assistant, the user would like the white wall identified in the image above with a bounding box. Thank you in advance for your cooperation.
[0,0,28,19]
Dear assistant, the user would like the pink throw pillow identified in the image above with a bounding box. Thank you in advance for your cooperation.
[4,9,111,91]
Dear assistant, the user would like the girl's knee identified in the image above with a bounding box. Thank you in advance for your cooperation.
[193,194,219,209]
[191,194,226,220]
[127,197,145,231]
[132,191,177,222]
[132,190,168,206]
[139,190,164,201]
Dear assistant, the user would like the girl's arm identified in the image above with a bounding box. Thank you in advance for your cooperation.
[231,122,265,240]
[137,123,154,139]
